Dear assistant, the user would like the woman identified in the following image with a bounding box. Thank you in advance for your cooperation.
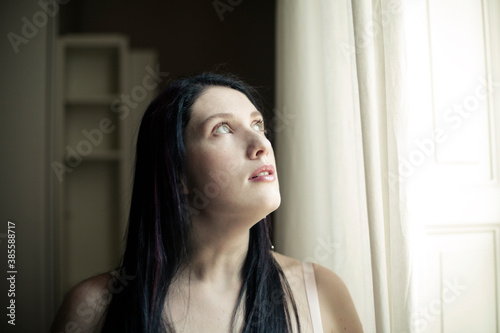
[51,73,363,332]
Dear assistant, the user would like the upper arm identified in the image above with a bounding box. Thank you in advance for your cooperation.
[314,264,364,333]
[50,273,112,333]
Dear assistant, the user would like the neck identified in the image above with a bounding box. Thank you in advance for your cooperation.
[184,215,251,288]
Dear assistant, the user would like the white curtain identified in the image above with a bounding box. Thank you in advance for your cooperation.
[274,0,415,331]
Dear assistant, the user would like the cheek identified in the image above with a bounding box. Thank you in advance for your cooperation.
[186,145,234,188]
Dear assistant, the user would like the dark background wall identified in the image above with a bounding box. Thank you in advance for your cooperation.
[59,0,276,113]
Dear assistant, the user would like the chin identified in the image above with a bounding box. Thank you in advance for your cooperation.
[241,194,280,223]
[261,193,281,217]
[271,193,281,212]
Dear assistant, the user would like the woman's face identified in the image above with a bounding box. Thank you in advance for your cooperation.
[184,86,280,223]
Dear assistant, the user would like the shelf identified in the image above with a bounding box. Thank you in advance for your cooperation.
[65,94,118,105]
[63,150,121,165]
[60,34,128,47]
[65,46,120,97]
[63,160,120,288]
[56,35,128,292]
[55,34,158,295]
[66,105,120,152]
[84,151,121,160]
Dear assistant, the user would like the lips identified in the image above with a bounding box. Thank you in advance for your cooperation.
[249,164,276,182]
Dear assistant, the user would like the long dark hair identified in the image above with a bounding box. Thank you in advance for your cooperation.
[102,73,300,332]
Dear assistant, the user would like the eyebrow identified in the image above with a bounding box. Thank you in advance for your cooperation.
[250,110,263,118]
[201,113,234,127]
[201,110,263,127]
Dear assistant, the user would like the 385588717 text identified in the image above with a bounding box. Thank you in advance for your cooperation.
[6,221,16,326]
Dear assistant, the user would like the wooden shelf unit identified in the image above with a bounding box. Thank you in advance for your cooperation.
[54,34,158,296]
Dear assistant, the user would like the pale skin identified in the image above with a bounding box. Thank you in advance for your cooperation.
[50,87,363,333]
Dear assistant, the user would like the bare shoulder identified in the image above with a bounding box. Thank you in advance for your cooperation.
[313,263,364,333]
[50,273,112,333]
[272,253,363,331]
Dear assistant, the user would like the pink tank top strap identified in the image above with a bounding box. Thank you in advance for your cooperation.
[302,261,324,333]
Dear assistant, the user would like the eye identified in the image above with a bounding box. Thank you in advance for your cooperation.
[213,122,233,135]
[252,119,266,133]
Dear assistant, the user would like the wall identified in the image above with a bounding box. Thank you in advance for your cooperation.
[0,1,56,331]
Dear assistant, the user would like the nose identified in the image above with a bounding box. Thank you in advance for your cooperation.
[246,131,272,160]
